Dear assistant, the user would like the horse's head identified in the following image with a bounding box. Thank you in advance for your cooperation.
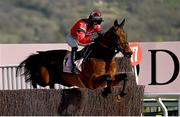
[113,19,132,58]
[101,19,132,58]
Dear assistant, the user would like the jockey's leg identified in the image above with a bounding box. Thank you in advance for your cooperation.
[71,47,78,73]
[66,35,79,73]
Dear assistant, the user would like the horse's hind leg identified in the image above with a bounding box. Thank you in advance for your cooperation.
[32,80,37,88]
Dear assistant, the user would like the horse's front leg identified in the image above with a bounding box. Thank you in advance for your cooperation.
[102,75,112,97]
[113,73,128,102]
[114,73,128,97]
[102,59,116,97]
[120,74,128,97]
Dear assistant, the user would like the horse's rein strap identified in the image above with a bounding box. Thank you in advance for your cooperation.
[98,41,121,55]
[98,41,109,49]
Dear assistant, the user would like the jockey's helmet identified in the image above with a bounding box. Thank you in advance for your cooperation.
[89,10,104,25]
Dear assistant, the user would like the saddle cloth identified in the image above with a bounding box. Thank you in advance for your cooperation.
[63,53,83,73]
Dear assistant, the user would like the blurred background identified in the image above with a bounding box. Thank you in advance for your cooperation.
[0,0,179,43]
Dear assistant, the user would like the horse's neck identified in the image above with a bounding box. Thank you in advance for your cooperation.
[90,43,116,62]
[101,29,113,46]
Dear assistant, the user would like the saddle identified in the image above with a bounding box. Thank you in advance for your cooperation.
[63,53,83,73]
[63,44,94,73]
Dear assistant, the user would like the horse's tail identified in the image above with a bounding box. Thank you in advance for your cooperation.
[16,49,68,83]
[16,53,41,82]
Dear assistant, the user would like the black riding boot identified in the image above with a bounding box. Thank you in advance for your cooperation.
[71,47,78,73]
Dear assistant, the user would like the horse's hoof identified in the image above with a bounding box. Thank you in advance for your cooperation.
[115,95,123,102]
[115,95,122,102]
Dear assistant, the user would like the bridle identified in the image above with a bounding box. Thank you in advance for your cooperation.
[97,27,126,55]
[82,23,131,62]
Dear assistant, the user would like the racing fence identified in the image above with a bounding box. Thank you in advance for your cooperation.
[0,58,144,116]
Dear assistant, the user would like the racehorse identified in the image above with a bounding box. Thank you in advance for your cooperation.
[16,19,132,97]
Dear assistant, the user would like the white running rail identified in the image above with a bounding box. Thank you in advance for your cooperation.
[0,65,73,90]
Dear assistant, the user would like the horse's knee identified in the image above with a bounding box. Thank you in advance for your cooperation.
[103,75,112,81]
[117,73,128,80]
[103,75,112,88]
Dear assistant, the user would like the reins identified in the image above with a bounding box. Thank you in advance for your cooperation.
[96,28,122,54]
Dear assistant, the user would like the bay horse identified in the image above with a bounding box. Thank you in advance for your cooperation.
[16,19,132,97]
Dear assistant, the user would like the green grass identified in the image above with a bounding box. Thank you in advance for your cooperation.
[165,0,180,7]
[0,34,20,43]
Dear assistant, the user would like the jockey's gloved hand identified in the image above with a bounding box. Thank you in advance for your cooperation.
[93,32,104,43]
[91,33,99,42]
[93,38,98,43]
[91,33,98,39]
[91,32,104,43]
[97,32,104,38]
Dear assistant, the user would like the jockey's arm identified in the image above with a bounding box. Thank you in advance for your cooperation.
[94,24,102,32]
[94,24,104,38]
[76,30,93,46]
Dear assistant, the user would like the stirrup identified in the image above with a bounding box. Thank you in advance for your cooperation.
[71,66,78,74]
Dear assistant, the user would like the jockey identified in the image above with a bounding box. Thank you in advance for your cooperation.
[66,10,104,73]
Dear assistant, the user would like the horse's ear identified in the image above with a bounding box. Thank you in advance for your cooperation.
[114,19,119,27]
[119,18,125,27]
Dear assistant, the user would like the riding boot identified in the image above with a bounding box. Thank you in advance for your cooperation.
[82,44,94,62]
[71,47,78,73]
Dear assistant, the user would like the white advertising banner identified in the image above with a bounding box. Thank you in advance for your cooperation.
[133,42,180,94]
[1,42,180,94]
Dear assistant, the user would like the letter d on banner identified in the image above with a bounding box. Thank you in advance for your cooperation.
[149,49,179,85]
